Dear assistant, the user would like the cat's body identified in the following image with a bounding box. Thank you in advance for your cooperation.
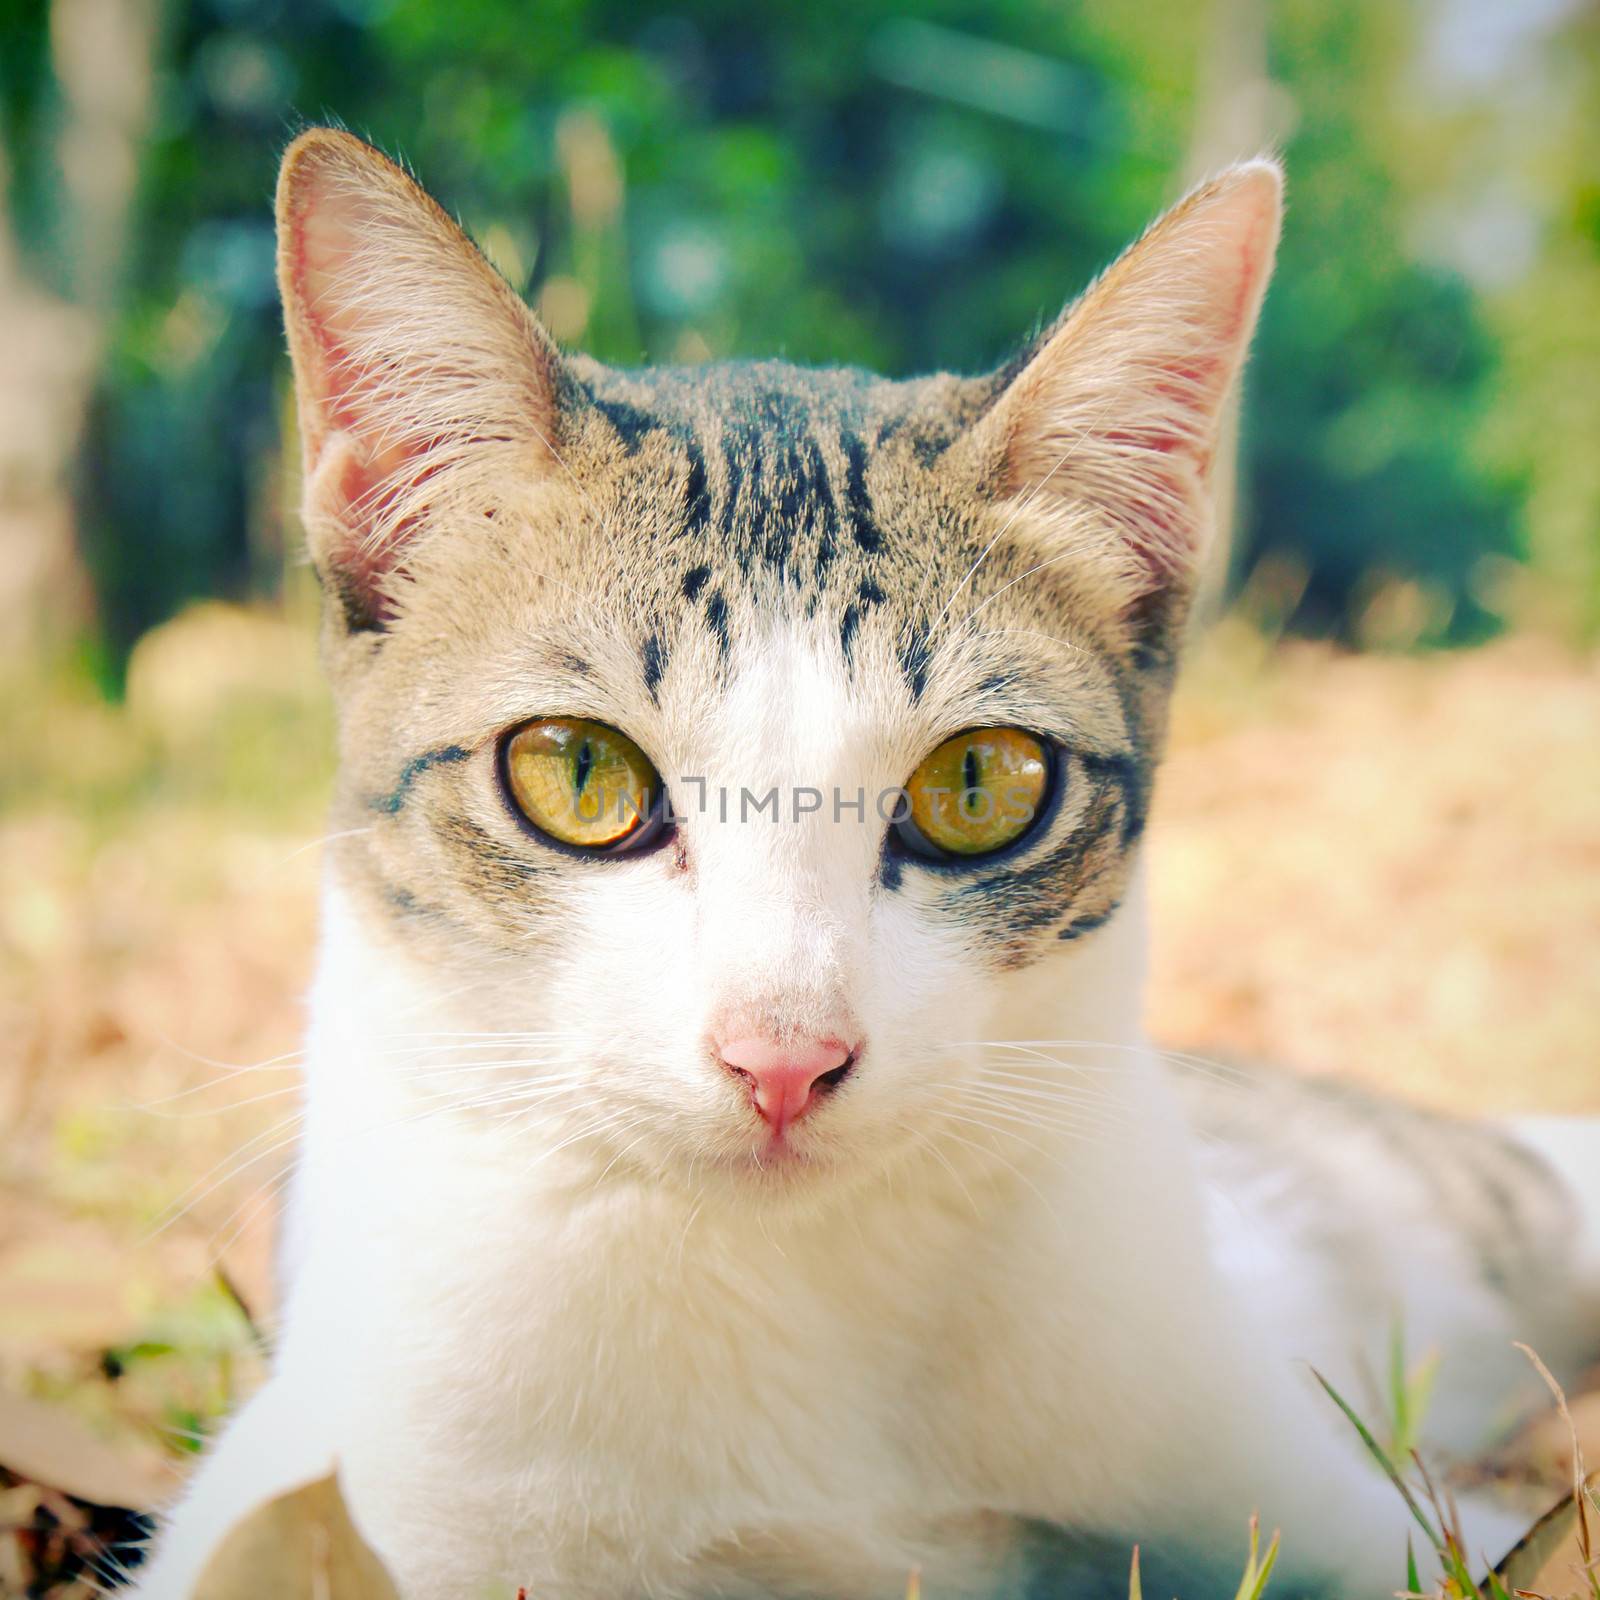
[131,132,1599,1599]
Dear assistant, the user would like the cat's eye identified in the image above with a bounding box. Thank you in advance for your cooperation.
[501,718,665,852]
[896,728,1053,861]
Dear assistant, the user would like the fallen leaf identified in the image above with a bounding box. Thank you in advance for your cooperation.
[1495,1471,1600,1599]
[0,1386,172,1511]
[0,1221,148,1360]
[190,1470,402,1598]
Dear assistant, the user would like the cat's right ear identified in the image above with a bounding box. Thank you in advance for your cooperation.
[276,129,565,631]
[965,160,1282,639]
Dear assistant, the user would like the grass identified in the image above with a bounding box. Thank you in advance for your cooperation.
[1313,1348,1600,1600]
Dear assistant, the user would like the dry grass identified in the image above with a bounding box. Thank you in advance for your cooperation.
[1150,618,1600,1112]
[0,602,1597,1590]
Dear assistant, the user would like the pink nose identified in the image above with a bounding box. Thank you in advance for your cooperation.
[717,1035,856,1133]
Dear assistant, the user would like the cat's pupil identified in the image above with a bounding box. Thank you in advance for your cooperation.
[962,747,981,815]
[573,740,593,798]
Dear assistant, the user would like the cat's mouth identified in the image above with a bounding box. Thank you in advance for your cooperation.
[722,1133,837,1180]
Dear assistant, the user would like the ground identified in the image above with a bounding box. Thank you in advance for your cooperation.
[1,603,1597,1595]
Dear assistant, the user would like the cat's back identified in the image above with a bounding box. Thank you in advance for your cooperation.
[1174,1058,1598,1450]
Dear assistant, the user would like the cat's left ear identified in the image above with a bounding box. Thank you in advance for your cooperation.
[973,160,1282,620]
[276,128,567,631]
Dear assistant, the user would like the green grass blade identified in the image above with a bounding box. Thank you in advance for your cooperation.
[1246,1529,1282,1600]
[1232,1517,1260,1600]
[1312,1367,1444,1552]
[1390,1320,1410,1455]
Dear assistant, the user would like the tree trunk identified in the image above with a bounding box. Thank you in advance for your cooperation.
[0,0,160,666]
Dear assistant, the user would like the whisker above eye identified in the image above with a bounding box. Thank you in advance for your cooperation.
[969,626,1094,661]
[277,824,375,864]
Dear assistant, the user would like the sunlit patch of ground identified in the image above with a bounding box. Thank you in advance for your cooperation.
[1151,619,1600,1113]
[0,603,1596,1592]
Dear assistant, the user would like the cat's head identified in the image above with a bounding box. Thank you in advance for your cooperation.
[277,129,1279,1195]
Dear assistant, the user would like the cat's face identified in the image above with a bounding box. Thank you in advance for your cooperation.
[278,131,1279,1192]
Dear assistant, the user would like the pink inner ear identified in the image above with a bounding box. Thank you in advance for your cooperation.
[285,180,440,625]
[315,441,419,626]
[1000,166,1281,591]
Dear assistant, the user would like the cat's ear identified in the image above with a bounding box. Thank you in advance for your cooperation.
[276,128,565,631]
[976,160,1282,616]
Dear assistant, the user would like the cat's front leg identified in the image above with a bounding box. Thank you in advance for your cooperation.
[125,1377,336,1600]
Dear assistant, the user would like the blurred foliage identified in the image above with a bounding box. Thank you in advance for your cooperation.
[3,0,1597,672]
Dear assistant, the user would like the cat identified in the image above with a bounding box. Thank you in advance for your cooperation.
[129,129,1600,1599]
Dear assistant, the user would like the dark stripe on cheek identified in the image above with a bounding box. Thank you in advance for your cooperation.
[1080,750,1150,845]
[952,782,1124,941]
[371,744,471,815]
[1058,904,1119,940]
[379,881,458,927]
[682,564,712,603]
[442,812,550,892]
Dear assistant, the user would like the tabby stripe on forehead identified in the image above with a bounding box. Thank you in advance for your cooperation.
[719,422,833,582]
[641,632,668,702]
[592,395,656,454]
[775,435,831,582]
[704,591,731,660]
[840,605,862,665]
[812,447,838,585]
[683,439,712,534]
[840,432,882,553]
[898,627,932,702]
[840,579,885,668]
[588,390,714,541]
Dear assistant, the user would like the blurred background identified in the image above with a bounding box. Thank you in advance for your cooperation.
[1,0,1598,1591]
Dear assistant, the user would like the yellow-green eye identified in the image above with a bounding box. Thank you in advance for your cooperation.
[502,718,663,850]
[900,727,1052,859]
